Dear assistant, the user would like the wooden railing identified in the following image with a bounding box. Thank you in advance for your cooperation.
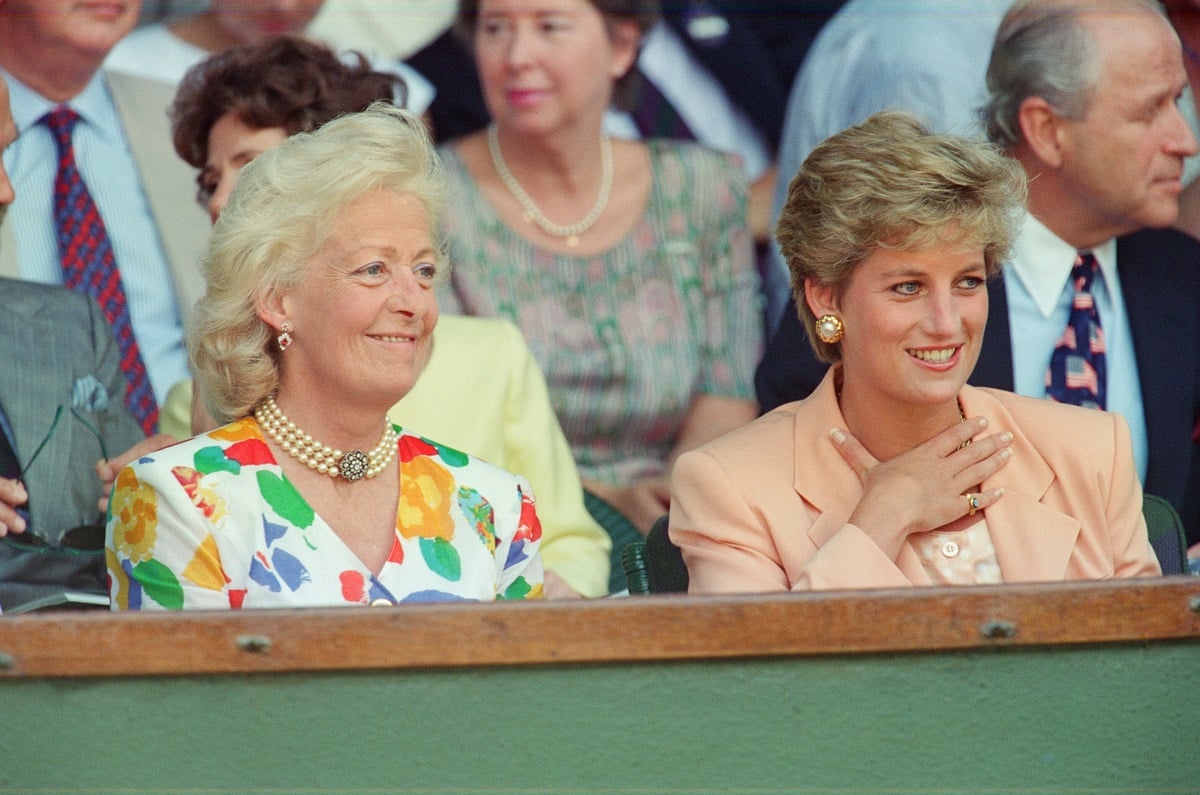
[2,576,1197,678]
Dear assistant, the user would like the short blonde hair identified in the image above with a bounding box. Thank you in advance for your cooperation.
[189,103,445,422]
[776,110,1027,363]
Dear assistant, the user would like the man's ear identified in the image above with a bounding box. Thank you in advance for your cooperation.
[1017,95,1070,169]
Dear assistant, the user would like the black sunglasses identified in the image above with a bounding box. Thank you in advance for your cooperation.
[1,522,105,554]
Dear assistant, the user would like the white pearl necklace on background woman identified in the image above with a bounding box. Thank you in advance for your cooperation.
[254,396,398,482]
[486,123,613,248]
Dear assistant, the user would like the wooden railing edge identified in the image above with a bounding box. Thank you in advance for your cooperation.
[0,576,1197,679]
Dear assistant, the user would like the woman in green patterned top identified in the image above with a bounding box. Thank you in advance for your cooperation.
[439,0,762,535]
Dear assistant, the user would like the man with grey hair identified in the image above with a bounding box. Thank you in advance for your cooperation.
[755,0,1200,562]
[980,0,1200,556]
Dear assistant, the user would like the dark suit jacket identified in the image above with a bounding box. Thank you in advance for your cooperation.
[755,228,1200,545]
[405,30,487,144]
[0,279,144,611]
[659,0,844,150]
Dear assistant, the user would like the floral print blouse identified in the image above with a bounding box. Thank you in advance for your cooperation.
[106,418,543,610]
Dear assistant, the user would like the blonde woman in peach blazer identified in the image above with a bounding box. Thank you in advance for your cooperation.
[670,112,1161,593]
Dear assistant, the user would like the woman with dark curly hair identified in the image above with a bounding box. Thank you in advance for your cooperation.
[170,35,405,223]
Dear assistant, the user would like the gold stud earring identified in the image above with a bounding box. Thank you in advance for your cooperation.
[815,314,844,344]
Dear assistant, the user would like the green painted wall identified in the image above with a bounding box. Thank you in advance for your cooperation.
[3,641,1197,794]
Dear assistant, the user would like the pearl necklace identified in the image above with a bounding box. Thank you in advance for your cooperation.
[486,123,613,248]
[254,396,398,482]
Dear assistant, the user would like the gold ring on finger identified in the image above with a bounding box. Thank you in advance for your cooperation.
[966,493,980,517]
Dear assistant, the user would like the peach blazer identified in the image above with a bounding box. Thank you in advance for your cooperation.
[670,368,1161,593]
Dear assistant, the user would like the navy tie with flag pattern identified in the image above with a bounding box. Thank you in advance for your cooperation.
[1045,251,1106,409]
[44,106,158,435]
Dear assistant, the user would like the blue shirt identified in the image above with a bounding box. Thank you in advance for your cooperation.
[1,69,188,405]
[1003,214,1149,482]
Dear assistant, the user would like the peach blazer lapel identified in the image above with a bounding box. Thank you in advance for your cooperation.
[791,371,863,546]
[960,387,1082,582]
[790,376,1082,585]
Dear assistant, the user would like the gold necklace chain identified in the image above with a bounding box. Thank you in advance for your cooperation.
[486,123,613,248]
[957,401,972,450]
[837,388,973,450]
[253,395,398,482]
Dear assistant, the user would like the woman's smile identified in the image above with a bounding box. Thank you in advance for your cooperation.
[907,345,962,367]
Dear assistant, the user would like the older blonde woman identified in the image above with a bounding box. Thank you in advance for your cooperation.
[160,35,608,597]
[106,106,543,609]
[670,111,1160,593]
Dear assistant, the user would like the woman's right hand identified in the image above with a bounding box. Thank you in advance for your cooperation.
[829,416,1013,560]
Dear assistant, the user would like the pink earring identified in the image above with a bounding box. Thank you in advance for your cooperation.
[277,322,293,352]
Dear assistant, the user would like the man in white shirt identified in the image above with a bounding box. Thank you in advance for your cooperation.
[0,71,174,612]
[0,0,208,431]
[981,0,1199,552]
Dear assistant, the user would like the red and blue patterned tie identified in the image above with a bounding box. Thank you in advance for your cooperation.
[1045,251,1106,409]
[44,106,158,435]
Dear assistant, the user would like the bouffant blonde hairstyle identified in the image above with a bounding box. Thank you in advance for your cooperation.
[188,103,445,423]
[775,110,1027,363]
